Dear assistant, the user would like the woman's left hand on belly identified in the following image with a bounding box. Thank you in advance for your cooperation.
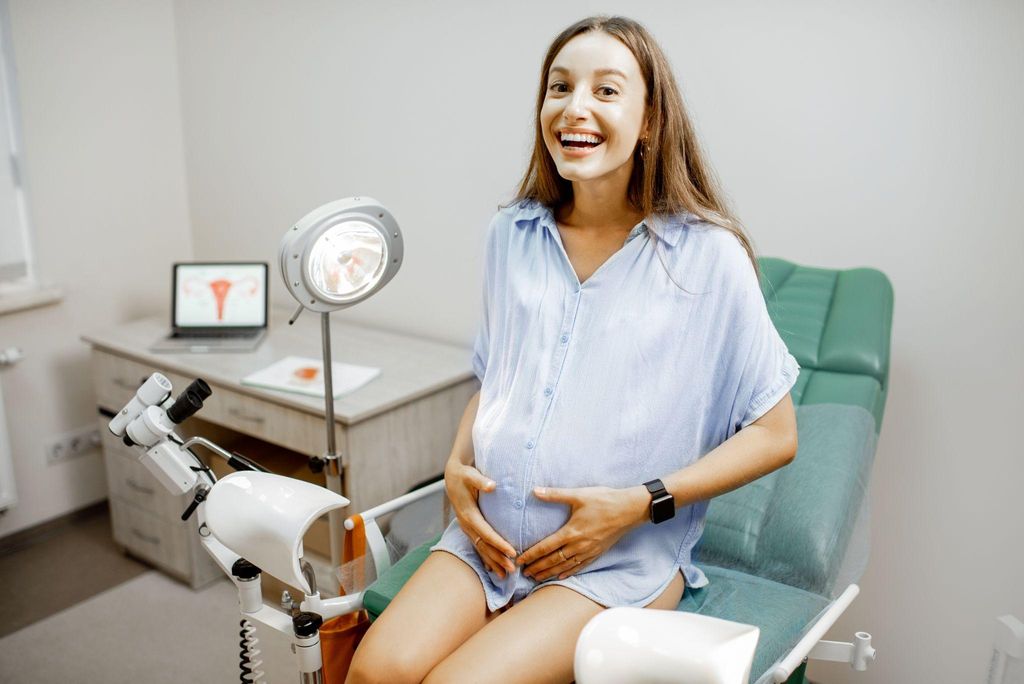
[515,485,648,581]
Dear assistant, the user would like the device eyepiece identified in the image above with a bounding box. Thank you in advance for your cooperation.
[167,391,202,424]
[164,378,212,424]
[186,378,212,401]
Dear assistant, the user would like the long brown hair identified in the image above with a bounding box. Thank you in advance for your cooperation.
[511,15,760,280]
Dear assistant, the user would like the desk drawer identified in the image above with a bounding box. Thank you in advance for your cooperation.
[197,385,336,456]
[109,497,191,578]
[105,451,187,522]
[91,349,339,457]
[90,350,192,413]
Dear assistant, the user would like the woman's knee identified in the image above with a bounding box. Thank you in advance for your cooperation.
[346,608,438,684]
[346,644,425,684]
[345,551,491,683]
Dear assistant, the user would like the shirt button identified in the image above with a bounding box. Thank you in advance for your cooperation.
[514,500,524,510]
[560,334,569,344]
[543,387,553,396]
[526,440,535,449]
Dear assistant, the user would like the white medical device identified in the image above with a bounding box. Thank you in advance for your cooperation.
[109,371,363,683]
[99,197,408,683]
[575,608,760,683]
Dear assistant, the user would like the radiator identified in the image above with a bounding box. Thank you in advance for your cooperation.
[0,346,20,511]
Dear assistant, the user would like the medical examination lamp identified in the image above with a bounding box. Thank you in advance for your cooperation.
[279,196,403,572]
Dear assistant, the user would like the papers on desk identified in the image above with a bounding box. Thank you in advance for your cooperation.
[241,356,380,399]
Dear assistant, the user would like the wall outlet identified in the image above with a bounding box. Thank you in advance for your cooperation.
[45,426,102,465]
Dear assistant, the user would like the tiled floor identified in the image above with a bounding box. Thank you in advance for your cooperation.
[0,504,148,638]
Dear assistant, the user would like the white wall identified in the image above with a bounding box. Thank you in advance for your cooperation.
[0,0,193,535]
[173,1,1023,682]
[173,0,524,343]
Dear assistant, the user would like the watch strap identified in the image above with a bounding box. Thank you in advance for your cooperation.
[643,478,675,524]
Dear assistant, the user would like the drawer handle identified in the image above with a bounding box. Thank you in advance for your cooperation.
[228,408,265,424]
[130,527,161,546]
[126,478,155,495]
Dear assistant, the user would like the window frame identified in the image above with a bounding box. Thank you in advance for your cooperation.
[0,0,60,315]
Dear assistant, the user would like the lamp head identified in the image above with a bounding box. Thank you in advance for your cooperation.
[280,196,403,313]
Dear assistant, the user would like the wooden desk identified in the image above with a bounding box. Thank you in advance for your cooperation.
[81,306,476,588]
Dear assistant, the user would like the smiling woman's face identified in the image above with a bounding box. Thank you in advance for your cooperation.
[541,31,648,185]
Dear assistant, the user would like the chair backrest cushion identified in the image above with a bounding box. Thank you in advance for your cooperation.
[697,258,893,595]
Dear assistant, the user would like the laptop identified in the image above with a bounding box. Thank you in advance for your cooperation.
[150,262,269,353]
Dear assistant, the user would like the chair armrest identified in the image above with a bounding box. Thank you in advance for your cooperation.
[770,584,861,681]
[344,479,446,530]
[343,479,447,577]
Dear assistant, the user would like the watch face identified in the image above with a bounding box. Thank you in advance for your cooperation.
[651,494,674,524]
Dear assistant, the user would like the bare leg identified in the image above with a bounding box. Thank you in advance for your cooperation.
[424,570,685,684]
[346,550,501,684]
[644,569,685,610]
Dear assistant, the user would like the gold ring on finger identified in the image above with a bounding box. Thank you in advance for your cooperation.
[473,535,482,546]
[558,549,567,562]
[574,557,581,565]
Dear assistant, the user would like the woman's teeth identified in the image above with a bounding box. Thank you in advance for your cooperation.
[560,132,604,148]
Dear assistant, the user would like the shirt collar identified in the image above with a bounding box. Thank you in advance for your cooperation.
[512,199,687,247]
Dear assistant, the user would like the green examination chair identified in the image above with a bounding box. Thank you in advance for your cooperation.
[348,256,894,684]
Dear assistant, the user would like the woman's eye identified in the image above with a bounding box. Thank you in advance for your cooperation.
[599,87,618,97]
[549,83,568,93]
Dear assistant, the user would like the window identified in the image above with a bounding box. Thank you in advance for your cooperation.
[0,0,34,289]
[0,1,59,314]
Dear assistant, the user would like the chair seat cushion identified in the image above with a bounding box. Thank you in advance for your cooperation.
[364,541,829,684]
[363,532,440,620]
[678,564,830,684]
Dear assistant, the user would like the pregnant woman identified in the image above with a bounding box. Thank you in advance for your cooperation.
[348,14,800,684]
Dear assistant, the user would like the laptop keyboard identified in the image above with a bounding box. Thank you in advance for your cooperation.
[171,331,257,339]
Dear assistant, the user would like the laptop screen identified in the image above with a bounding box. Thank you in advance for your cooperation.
[173,262,268,329]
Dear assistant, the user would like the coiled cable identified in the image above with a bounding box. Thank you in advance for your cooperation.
[239,619,266,684]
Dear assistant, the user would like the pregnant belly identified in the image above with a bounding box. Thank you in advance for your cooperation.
[477,484,571,555]
[471,411,615,553]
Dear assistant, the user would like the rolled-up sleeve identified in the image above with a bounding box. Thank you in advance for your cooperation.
[738,304,799,429]
[720,235,801,431]
[470,212,501,383]
[471,320,488,383]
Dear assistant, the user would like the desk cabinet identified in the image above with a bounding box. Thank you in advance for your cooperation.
[83,311,477,589]
[99,418,218,585]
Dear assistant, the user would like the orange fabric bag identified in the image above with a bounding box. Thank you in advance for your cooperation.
[320,513,372,684]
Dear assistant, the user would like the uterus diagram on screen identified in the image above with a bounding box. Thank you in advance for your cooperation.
[180,276,260,322]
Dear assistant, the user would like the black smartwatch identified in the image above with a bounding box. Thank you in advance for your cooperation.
[643,478,675,524]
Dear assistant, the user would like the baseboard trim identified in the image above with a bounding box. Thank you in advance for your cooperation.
[0,500,109,556]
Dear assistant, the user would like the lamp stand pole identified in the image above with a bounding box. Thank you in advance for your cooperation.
[320,312,344,587]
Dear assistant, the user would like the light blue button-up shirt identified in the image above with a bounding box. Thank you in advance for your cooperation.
[431,199,800,611]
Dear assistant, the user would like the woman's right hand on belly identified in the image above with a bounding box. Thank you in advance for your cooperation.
[444,461,517,578]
